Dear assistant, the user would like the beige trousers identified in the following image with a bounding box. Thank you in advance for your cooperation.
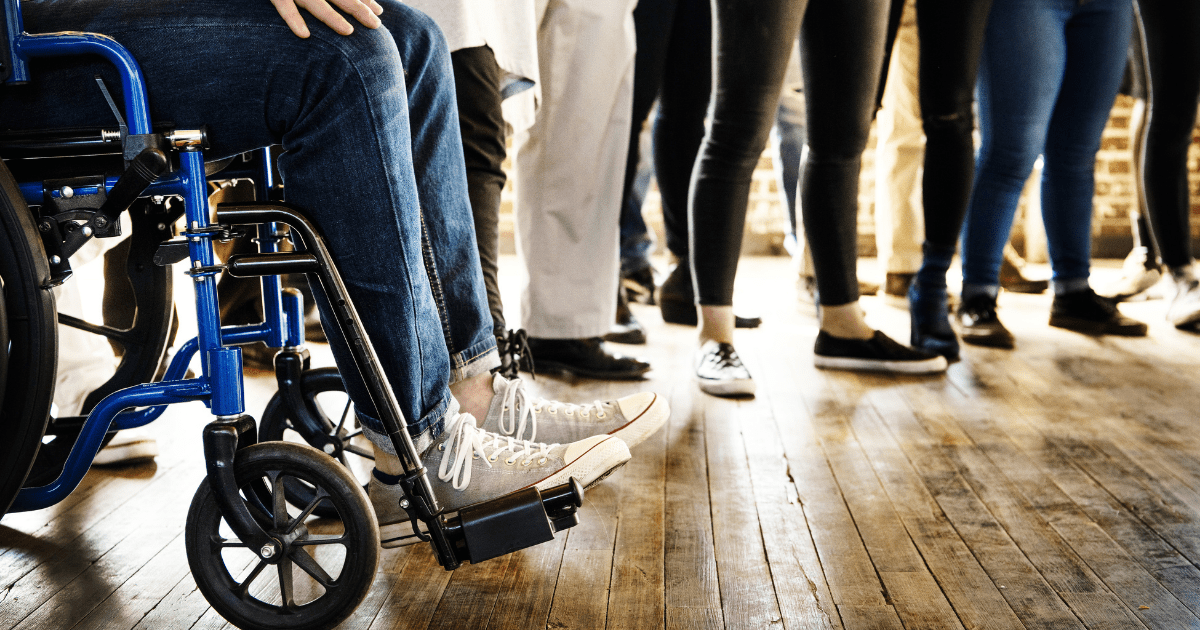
[511,0,637,338]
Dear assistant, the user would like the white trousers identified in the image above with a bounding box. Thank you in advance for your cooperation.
[873,0,925,276]
[511,0,636,338]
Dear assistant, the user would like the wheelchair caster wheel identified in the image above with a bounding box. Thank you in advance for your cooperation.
[259,367,372,519]
[185,442,378,630]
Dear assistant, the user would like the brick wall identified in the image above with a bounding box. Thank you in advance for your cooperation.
[498,94,1199,260]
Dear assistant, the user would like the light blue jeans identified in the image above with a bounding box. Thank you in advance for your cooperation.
[6,0,499,441]
[960,0,1132,291]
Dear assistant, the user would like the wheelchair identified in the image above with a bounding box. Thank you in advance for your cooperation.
[0,3,585,628]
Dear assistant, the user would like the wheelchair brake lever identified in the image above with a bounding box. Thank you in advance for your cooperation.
[91,147,169,237]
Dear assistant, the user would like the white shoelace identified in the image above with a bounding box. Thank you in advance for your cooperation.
[436,411,558,490]
[497,376,613,442]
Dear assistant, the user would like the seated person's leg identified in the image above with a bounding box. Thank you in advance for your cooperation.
[4,1,636,520]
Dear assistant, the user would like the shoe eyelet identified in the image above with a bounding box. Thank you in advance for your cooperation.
[549,408,557,414]
[538,458,547,465]
[521,460,531,466]
[596,412,606,419]
[506,458,518,465]
[438,444,445,451]
[488,455,498,462]
[473,454,480,460]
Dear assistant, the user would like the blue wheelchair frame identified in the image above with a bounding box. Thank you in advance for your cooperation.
[1,0,585,599]
[3,0,302,512]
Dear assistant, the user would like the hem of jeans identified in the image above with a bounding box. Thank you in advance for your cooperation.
[449,342,501,385]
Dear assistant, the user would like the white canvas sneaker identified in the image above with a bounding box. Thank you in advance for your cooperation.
[369,406,630,548]
[480,373,669,448]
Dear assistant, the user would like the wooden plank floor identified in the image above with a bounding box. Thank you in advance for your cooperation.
[6,256,1200,629]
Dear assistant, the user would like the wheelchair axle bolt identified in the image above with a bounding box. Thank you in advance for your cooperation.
[260,543,276,559]
[93,216,108,229]
[39,221,52,233]
[322,444,335,454]
[81,226,93,237]
[50,255,62,265]
[400,499,410,509]
[60,186,74,199]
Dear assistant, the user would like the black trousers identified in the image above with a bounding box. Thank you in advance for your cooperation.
[1135,0,1200,269]
[451,46,508,331]
[652,0,893,307]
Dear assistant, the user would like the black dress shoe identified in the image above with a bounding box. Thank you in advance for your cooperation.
[622,266,657,305]
[658,262,762,328]
[956,294,1015,348]
[526,337,651,380]
[604,289,647,344]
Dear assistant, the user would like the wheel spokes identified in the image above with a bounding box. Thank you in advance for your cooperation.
[268,471,289,529]
[285,487,330,532]
[277,557,295,609]
[288,547,335,588]
[235,560,269,600]
[293,534,347,547]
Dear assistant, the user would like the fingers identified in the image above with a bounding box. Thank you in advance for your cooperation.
[331,0,383,29]
[269,0,312,38]
[296,0,356,36]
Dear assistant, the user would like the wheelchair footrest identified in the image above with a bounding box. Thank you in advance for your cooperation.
[452,478,583,565]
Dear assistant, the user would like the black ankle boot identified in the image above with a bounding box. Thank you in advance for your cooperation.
[907,281,959,360]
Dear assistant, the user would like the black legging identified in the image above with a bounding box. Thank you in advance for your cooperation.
[1136,0,1200,269]
[916,0,994,250]
[654,0,892,307]
[797,0,893,305]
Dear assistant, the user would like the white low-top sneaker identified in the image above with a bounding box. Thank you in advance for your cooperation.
[369,406,630,548]
[694,340,756,397]
[481,373,669,448]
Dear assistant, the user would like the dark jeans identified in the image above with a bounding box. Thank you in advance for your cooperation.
[961,0,1132,288]
[451,45,508,332]
[4,0,497,442]
[1135,0,1200,269]
[916,0,993,250]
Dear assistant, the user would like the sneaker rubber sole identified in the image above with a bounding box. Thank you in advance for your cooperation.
[814,353,948,374]
[1048,315,1148,336]
[376,437,631,548]
[695,375,757,397]
[610,393,671,448]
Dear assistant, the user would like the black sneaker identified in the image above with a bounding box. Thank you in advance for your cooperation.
[694,340,755,397]
[813,330,947,374]
[956,294,1015,348]
[1049,288,1148,336]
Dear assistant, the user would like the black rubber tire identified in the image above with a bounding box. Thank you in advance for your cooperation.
[259,368,372,519]
[185,442,379,630]
[0,161,58,517]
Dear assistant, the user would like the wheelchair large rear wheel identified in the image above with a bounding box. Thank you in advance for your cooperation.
[185,442,378,630]
[0,161,58,517]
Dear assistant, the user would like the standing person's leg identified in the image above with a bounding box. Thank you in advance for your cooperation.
[874,0,925,307]
[683,0,807,396]
[800,0,945,373]
[512,0,649,379]
[449,46,508,341]
[1038,0,1144,335]
[905,0,991,357]
[1137,0,1200,326]
[651,0,711,320]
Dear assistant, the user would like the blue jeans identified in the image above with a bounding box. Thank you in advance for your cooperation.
[5,0,498,442]
[960,0,1132,289]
